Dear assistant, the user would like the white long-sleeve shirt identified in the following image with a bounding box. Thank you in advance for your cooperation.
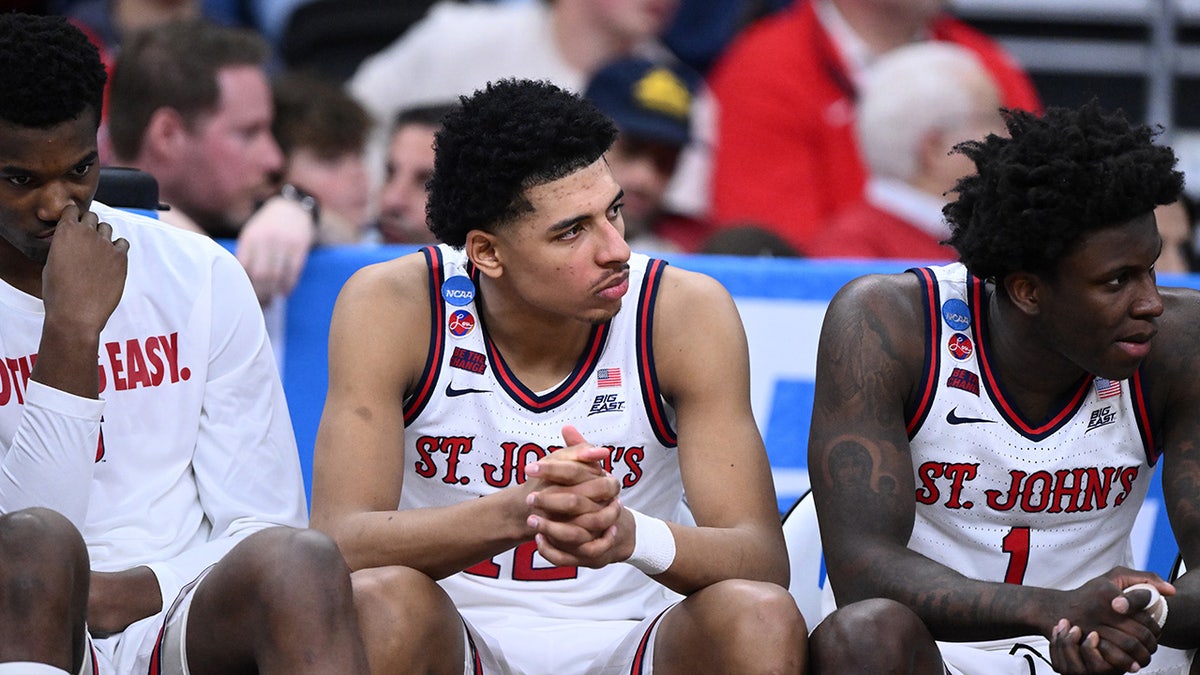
[0,202,306,610]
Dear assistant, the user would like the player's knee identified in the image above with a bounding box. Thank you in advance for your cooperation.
[0,507,87,568]
[352,565,450,625]
[697,580,808,647]
[232,527,355,607]
[810,598,931,669]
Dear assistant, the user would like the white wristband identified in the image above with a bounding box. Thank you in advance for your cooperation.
[1124,583,1169,630]
[625,509,676,576]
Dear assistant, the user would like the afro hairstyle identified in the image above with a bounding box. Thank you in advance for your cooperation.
[426,79,617,248]
[0,13,106,129]
[944,100,1183,282]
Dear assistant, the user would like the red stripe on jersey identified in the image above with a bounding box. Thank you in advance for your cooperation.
[906,267,941,438]
[637,259,676,446]
[404,246,448,425]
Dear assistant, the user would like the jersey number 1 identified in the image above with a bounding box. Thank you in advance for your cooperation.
[1002,526,1030,584]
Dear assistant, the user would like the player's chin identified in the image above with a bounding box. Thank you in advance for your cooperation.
[583,302,622,326]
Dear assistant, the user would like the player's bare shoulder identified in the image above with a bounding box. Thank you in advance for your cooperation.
[1144,285,1200,386]
[653,265,738,320]
[822,272,927,353]
[329,250,433,389]
[339,250,431,311]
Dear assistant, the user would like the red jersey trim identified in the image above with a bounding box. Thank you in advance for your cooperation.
[636,259,677,447]
[404,246,447,426]
[905,267,942,438]
[485,319,610,414]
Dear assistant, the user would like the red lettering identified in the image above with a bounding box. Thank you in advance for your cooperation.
[0,357,10,406]
[1019,471,1053,513]
[1049,468,1086,513]
[942,463,978,509]
[105,342,126,391]
[985,470,1025,511]
[1115,467,1139,506]
[124,338,152,390]
[915,462,943,505]
[621,446,644,488]
[414,436,440,479]
[440,437,472,485]
[145,336,166,386]
[1082,467,1118,511]
[161,333,182,382]
[483,442,520,488]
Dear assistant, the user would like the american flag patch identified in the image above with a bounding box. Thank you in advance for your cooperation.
[597,367,622,388]
[1094,378,1122,399]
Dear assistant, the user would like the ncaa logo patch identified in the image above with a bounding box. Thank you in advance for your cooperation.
[448,310,476,338]
[941,299,971,331]
[947,333,974,361]
[441,276,476,307]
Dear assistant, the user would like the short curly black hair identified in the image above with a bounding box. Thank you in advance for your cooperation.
[944,101,1183,281]
[0,13,106,129]
[427,79,617,248]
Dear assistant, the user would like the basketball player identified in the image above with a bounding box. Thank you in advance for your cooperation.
[310,79,808,673]
[806,101,1200,674]
[0,14,369,674]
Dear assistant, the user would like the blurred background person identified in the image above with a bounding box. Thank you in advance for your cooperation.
[806,41,1004,261]
[706,0,1040,255]
[344,0,704,215]
[1154,195,1198,274]
[104,18,317,304]
[272,71,373,245]
[374,103,454,245]
[584,55,712,253]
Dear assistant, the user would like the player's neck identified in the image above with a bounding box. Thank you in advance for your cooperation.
[475,281,596,392]
[986,287,1088,422]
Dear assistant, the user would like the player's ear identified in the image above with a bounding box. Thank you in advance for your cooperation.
[1004,272,1041,315]
[466,229,503,278]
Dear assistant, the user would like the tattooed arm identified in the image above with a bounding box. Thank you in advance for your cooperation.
[1147,289,1200,650]
[809,273,1160,666]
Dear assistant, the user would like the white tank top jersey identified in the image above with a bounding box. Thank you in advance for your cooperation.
[905,263,1155,589]
[401,244,686,620]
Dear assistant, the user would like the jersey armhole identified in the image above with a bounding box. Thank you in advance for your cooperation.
[403,245,447,426]
[904,267,942,438]
[636,259,677,447]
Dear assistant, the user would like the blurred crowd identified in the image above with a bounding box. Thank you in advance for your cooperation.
[13,0,1200,307]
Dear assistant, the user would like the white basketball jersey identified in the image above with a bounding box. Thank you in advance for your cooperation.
[401,245,685,620]
[905,263,1156,589]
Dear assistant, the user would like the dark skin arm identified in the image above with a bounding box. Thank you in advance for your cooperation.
[809,273,1163,673]
[1144,289,1200,650]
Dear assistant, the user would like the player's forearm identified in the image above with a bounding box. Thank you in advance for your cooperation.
[32,315,101,399]
[650,522,789,595]
[831,542,1054,641]
[321,493,534,579]
[1159,571,1200,648]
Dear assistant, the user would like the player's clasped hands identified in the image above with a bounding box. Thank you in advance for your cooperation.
[523,425,628,568]
[1048,567,1174,675]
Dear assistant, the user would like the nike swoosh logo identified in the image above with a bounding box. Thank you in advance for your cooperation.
[946,407,995,425]
[445,382,490,397]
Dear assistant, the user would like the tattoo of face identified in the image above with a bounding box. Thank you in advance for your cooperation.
[827,438,897,497]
